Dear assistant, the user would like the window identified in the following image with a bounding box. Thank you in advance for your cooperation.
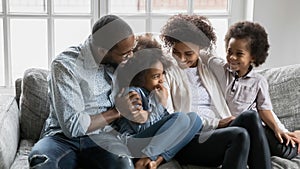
[0,19,4,86]
[0,0,244,89]
[54,19,91,56]
[0,0,93,88]
[53,0,91,14]
[107,0,233,61]
[9,0,47,13]
[10,19,48,81]
[0,1,2,13]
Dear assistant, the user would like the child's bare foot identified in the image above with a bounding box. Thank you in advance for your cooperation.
[148,161,158,169]
[135,158,151,169]
[148,156,164,169]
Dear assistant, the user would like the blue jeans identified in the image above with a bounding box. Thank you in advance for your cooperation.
[29,132,134,169]
[127,112,202,162]
[29,112,201,168]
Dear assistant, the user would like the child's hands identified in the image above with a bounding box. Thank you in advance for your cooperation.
[199,44,217,65]
[287,130,300,153]
[154,84,168,107]
[135,156,164,169]
[274,128,298,150]
[293,130,300,139]
[135,157,151,169]
[130,109,149,124]
[273,128,289,144]
[148,156,164,169]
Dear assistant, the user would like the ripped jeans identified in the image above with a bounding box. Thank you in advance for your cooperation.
[28,132,134,169]
[29,112,202,169]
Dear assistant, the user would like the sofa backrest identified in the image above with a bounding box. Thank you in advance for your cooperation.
[19,68,50,141]
[258,64,300,131]
[17,64,300,141]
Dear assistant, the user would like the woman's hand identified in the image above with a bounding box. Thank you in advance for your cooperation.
[218,116,236,128]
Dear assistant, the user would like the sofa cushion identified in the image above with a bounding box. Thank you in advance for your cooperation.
[10,139,34,169]
[271,155,300,169]
[20,68,50,141]
[258,64,300,131]
[258,64,300,168]
[0,95,20,169]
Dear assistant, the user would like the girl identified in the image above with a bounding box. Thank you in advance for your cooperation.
[114,45,202,169]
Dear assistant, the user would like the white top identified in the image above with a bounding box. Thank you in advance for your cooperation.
[184,67,217,119]
[165,57,232,134]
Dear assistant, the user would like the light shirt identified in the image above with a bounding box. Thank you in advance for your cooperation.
[43,37,115,138]
[208,57,273,116]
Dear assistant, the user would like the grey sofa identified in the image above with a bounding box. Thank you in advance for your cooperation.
[0,64,300,169]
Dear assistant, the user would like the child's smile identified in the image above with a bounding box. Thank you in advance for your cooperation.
[226,38,254,77]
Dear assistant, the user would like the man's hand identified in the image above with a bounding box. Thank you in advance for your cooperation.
[218,116,236,128]
[131,109,149,124]
[115,88,149,123]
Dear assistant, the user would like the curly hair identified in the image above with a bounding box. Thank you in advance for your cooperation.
[160,14,216,49]
[116,48,171,89]
[225,21,270,67]
[133,33,161,52]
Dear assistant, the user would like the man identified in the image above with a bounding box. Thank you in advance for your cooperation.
[29,14,143,169]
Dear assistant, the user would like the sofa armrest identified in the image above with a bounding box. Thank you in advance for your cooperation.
[0,95,20,169]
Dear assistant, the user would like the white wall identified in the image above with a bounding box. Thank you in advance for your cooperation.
[252,0,300,68]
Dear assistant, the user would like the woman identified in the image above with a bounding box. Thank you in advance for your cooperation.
[160,14,272,169]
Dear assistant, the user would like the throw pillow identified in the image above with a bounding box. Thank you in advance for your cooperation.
[20,68,50,141]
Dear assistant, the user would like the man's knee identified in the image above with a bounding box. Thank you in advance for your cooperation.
[104,154,134,169]
[116,155,134,169]
[29,154,49,169]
